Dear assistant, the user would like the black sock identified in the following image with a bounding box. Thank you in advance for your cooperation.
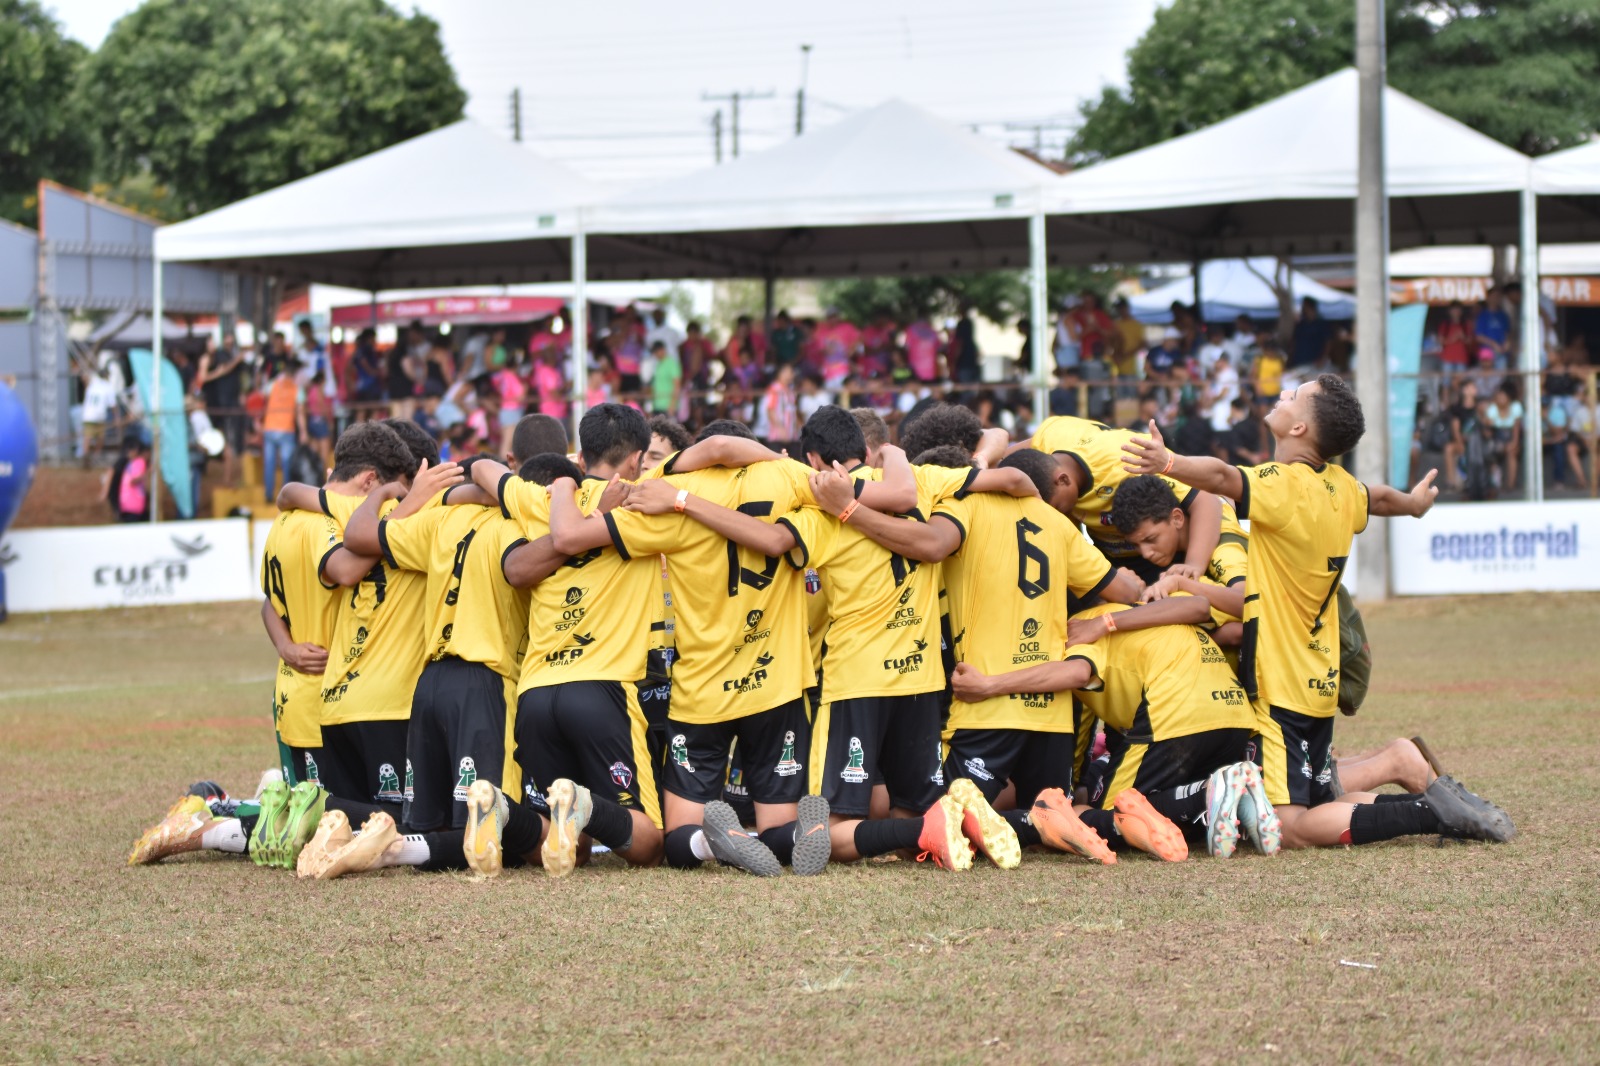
[326,795,386,824]
[1002,809,1042,848]
[418,830,466,871]
[664,824,703,869]
[502,799,542,859]
[239,813,259,839]
[1160,779,1212,841]
[1373,792,1416,804]
[1348,797,1439,845]
[852,818,924,858]
[584,795,636,854]
[759,822,797,865]
[1078,808,1127,851]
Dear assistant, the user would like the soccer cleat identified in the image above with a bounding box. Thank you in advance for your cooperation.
[1030,789,1116,865]
[1425,776,1516,842]
[790,795,832,876]
[186,780,229,803]
[701,800,783,877]
[252,769,283,800]
[1204,764,1249,858]
[465,780,510,879]
[314,812,402,880]
[296,810,353,879]
[916,794,975,871]
[1111,788,1188,862]
[128,795,217,865]
[248,779,292,867]
[540,778,593,879]
[1234,763,1283,855]
[271,781,328,870]
[947,778,1021,869]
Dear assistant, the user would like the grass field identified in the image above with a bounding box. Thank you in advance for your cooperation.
[2,595,1598,1064]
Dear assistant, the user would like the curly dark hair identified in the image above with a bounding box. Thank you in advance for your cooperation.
[899,403,982,460]
[696,418,757,442]
[850,408,890,452]
[1109,474,1182,535]
[799,405,867,466]
[911,444,974,468]
[330,421,413,483]
[381,417,440,468]
[518,453,584,485]
[648,414,692,453]
[1308,374,1365,459]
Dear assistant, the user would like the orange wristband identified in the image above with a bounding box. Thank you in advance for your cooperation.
[673,489,689,513]
[1162,454,1175,475]
[838,500,860,523]
[1104,612,1118,632]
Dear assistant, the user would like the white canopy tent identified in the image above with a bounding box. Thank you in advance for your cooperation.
[1532,139,1600,196]
[1128,258,1356,324]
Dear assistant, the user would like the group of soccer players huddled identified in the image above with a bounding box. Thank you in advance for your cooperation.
[129,373,1515,881]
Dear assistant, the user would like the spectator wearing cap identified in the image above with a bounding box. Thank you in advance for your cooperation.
[1146,328,1182,382]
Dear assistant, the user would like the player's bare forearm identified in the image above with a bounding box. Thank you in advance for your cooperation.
[847,506,960,562]
[260,598,292,658]
[670,434,782,472]
[1099,596,1210,639]
[503,535,567,588]
[967,467,1040,499]
[1168,455,1243,500]
[472,458,511,495]
[444,484,495,508]
[1182,491,1222,570]
[683,495,796,557]
[972,428,1011,470]
[548,477,613,554]
[275,482,321,513]
[344,484,401,556]
[953,658,1095,701]
[1212,621,1244,647]
[857,445,916,513]
[1368,470,1439,518]
[1098,567,1144,605]
[320,545,380,588]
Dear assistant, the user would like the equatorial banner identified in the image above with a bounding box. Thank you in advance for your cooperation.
[0,518,258,613]
[1390,500,1600,595]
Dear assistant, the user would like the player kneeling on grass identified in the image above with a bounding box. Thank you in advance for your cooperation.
[1121,374,1514,849]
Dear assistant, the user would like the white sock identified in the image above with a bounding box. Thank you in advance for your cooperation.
[201,818,248,853]
[389,834,431,867]
[689,829,714,861]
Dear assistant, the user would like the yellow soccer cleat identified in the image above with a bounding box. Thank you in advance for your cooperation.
[314,812,402,881]
[464,780,509,880]
[946,778,1021,869]
[295,810,353,880]
[540,778,592,879]
[128,795,216,866]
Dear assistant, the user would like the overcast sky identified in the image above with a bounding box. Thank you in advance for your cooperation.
[52,0,1161,184]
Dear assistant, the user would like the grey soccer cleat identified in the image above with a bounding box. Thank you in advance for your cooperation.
[701,801,783,877]
[1425,775,1516,843]
[790,795,832,876]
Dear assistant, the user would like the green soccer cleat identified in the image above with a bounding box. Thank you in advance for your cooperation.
[249,779,292,868]
[273,781,328,869]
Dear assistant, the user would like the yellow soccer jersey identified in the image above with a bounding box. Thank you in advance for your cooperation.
[1070,602,1255,741]
[1235,460,1369,717]
[377,503,530,680]
[803,568,829,682]
[522,476,665,690]
[318,491,429,725]
[1200,502,1250,625]
[936,493,1114,734]
[606,460,816,724]
[790,462,978,701]
[261,505,345,748]
[1041,419,1199,563]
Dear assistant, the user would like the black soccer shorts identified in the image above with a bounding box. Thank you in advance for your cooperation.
[1085,727,1254,809]
[403,656,509,832]
[515,680,661,829]
[317,721,408,811]
[810,692,943,816]
[941,727,1076,807]
[662,698,810,807]
[1254,704,1336,808]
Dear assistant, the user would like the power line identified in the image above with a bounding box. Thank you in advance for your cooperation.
[701,89,775,160]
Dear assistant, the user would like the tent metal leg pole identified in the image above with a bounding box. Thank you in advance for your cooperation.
[150,255,164,523]
[1521,185,1544,502]
[570,225,589,446]
[1354,0,1390,601]
[1191,257,1202,323]
[762,275,776,334]
[1028,210,1048,424]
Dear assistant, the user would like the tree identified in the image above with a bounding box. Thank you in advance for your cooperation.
[818,267,1127,328]
[1068,0,1600,163]
[0,0,93,226]
[77,0,466,218]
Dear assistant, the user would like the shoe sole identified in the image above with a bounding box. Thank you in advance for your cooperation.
[949,779,1021,869]
[702,801,782,877]
[790,795,832,876]
[249,783,292,868]
[316,813,400,880]
[296,811,352,879]
[1205,766,1247,859]
[1237,765,1282,855]
[464,780,504,878]
[541,779,580,878]
[920,795,975,871]
[1112,789,1188,862]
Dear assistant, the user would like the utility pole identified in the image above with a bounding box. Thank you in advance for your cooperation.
[795,44,813,135]
[711,109,723,165]
[1354,0,1390,602]
[511,87,522,142]
[702,89,774,159]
